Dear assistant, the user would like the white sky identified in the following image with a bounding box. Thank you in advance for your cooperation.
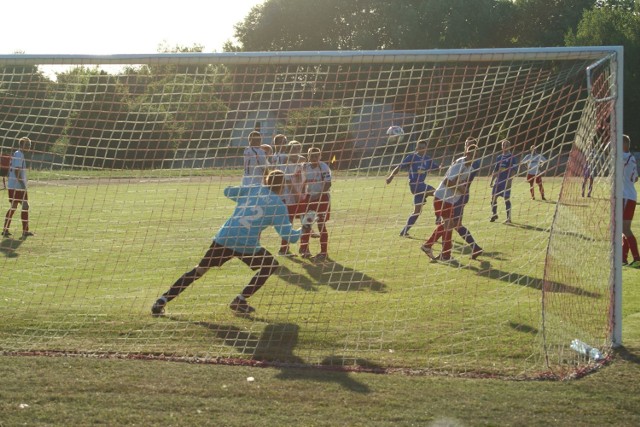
[1,0,266,55]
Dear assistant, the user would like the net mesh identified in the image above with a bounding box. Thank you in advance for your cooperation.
[0,49,620,378]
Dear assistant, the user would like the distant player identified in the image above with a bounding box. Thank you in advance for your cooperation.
[151,170,305,316]
[278,140,306,256]
[386,139,440,237]
[3,136,34,239]
[622,135,639,268]
[0,149,10,190]
[421,143,478,261]
[581,150,596,198]
[490,139,518,224]
[452,137,483,259]
[242,131,268,187]
[297,147,332,262]
[521,145,547,200]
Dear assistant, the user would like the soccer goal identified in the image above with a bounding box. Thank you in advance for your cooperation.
[0,47,623,379]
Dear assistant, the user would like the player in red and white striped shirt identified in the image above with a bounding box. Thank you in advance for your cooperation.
[297,147,332,262]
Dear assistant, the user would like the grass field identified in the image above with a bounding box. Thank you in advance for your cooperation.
[2,170,639,425]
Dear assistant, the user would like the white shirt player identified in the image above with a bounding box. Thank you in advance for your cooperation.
[522,152,547,175]
[434,157,475,205]
[623,151,638,201]
[301,161,332,200]
[8,149,27,190]
[242,146,268,187]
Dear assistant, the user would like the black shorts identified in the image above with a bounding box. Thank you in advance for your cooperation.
[199,241,276,271]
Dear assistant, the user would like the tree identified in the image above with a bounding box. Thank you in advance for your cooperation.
[566,1,640,148]
[228,0,517,51]
[512,0,596,47]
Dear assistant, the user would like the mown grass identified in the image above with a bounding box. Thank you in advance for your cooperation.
[0,172,632,375]
[1,170,639,424]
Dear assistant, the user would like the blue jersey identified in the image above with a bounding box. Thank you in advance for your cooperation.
[214,185,301,255]
[492,152,518,185]
[399,152,439,193]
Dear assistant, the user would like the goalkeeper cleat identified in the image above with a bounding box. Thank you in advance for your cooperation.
[629,260,640,269]
[21,231,35,239]
[310,232,321,239]
[399,229,410,237]
[490,214,498,222]
[420,244,435,260]
[503,218,512,225]
[229,297,255,314]
[278,249,295,257]
[1,230,11,237]
[435,254,456,263]
[151,298,166,316]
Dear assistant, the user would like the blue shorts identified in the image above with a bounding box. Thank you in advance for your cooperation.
[410,182,435,205]
[492,182,511,199]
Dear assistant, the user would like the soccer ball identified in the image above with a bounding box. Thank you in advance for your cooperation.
[386,125,404,143]
[302,210,317,226]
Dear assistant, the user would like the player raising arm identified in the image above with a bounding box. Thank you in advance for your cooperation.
[521,145,547,200]
[386,139,440,237]
[490,139,518,224]
[151,170,305,316]
[622,135,640,268]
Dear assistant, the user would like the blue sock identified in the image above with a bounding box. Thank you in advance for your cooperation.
[457,226,476,246]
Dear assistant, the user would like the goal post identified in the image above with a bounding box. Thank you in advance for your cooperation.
[0,47,624,378]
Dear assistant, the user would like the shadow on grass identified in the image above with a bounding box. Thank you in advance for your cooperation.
[286,258,388,293]
[506,222,550,233]
[176,318,373,392]
[508,321,539,335]
[0,236,24,258]
[615,346,640,364]
[467,264,601,298]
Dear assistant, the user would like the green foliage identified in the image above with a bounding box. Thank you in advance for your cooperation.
[566,1,640,148]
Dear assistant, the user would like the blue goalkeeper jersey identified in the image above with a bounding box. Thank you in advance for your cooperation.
[214,185,301,254]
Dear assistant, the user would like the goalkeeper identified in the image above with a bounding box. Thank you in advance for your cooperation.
[152,170,305,315]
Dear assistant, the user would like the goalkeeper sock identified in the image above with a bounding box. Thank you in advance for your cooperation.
[505,200,512,219]
[164,268,199,301]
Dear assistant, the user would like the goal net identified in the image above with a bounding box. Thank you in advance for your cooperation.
[0,48,623,379]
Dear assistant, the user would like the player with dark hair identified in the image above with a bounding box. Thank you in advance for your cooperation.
[421,143,478,261]
[521,145,547,200]
[490,139,518,224]
[622,135,640,268]
[297,147,332,262]
[151,170,305,315]
[386,139,440,237]
[3,136,34,238]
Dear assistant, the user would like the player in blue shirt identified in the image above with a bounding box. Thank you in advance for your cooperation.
[386,139,440,237]
[152,170,304,316]
[490,139,518,224]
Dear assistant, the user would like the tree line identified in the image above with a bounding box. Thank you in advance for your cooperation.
[228,0,640,149]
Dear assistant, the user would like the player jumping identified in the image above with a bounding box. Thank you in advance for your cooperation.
[421,143,478,261]
[386,139,440,237]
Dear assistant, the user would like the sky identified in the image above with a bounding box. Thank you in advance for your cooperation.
[1,0,266,55]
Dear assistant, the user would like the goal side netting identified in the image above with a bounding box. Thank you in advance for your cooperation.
[0,48,622,378]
